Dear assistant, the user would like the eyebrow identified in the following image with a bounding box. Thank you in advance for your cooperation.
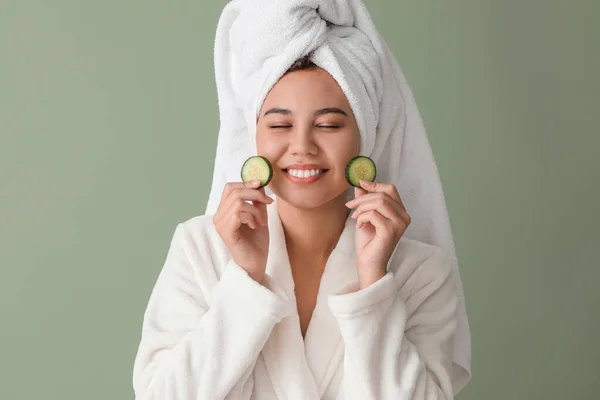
[315,107,348,117]
[263,107,292,116]
[263,107,348,117]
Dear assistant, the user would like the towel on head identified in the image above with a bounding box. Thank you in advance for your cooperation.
[205,0,471,392]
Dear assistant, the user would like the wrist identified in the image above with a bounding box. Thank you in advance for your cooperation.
[234,258,266,284]
[357,266,387,290]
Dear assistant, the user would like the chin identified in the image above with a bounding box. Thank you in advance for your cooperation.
[281,196,329,210]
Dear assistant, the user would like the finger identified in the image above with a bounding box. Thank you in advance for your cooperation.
[359,180,402,203]
[227,211,245,232]
[351,199,403,223]
[223,199,265,227]
[235,188,274,204]
[219,181,260,216]
[354,186,368,200]
[346,192,405,216]
[244,180,263,189]
[235,201,267,226]
[222,180,263,201]
[233,212,258,230]
[245,187,271,225]
[216,184,273,227]
[223,187,274,213]
[223,181,250,198]
[356,210,393,238]
[252,187,269,225]
[353,196,410,225]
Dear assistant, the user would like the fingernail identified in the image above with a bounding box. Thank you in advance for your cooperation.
[351,211,357,219]
[345,201,353,208]
[252,180,261,187]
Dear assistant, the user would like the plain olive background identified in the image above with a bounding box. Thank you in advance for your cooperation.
[1,0,598,399]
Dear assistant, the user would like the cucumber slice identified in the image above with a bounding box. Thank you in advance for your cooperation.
[241,156,273,188]
[345,156,376,187]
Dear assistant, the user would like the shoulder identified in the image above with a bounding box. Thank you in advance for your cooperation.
[388,237,455,297]
[168,213,230,271]
[177,213,219,241]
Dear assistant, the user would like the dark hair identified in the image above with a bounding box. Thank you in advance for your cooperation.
[285,54,317,74]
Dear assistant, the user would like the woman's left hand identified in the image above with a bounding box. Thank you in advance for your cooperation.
[345,180,411,289]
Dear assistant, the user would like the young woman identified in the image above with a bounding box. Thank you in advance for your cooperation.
[133,1,470,399]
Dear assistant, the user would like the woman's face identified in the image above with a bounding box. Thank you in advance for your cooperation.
[256,67,360,210]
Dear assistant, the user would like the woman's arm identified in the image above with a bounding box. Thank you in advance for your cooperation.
[329,248,457,400]
[132,223,292,400]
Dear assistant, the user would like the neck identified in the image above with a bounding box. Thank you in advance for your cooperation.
[277,194,350,262]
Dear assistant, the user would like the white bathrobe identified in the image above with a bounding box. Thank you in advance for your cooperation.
[132,200,459,399]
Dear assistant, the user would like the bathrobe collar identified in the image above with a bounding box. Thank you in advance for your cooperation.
[261,198,358,399]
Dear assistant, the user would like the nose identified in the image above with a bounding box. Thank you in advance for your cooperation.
[289,124,318,156]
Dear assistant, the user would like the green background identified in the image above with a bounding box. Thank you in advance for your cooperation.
[1,0,598,399]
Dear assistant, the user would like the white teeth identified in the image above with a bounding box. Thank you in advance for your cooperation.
[287,169,324,178]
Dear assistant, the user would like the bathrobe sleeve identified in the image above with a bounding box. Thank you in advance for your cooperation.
[328,247,458,400]
[132,223,292,400]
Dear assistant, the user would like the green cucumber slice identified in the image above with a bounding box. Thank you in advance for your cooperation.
[345,156,376,187]
[241,156,273,188]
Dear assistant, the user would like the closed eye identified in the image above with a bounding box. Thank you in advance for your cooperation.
[317,125,341,129]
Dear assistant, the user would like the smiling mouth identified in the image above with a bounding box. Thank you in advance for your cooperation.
[282,168,329,179]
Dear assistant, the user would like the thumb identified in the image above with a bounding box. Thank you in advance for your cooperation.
[354,186,368,199]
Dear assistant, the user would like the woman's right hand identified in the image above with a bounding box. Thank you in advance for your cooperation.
[213,180,274,283]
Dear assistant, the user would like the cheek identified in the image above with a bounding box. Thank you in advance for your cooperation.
[256,131,285,160]
[322,132,360,163]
